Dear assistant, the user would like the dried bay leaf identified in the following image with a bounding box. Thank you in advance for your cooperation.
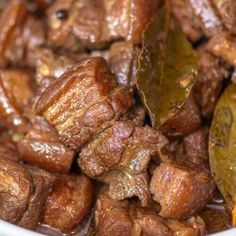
[136,5,198,128]
[209,84,236,226]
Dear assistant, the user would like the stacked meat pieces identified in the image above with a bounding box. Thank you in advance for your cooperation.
[0,0,233,235]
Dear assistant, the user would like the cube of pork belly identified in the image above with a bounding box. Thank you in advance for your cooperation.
[18,165,56,229]
[0,159,33,223]
[187,0,223,37]
[95,193,205,236]
[95,193,172,236]
[0,69,34,131]
[170,0,203,42]
[79,121,168,206]
[18,116,75,173]
[193,46,227,119]
[160,93,201,137]
[0,0,45,66]
[41,174,93,234]
[36,57,134,150]
[212,0,236,34]
[47,0,159,48]
[109,41,139,87]
[183,127,209,168]
[207,33,236,67]
[150,161,215,219]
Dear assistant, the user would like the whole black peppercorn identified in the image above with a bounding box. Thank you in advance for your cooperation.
[56,9,68,20]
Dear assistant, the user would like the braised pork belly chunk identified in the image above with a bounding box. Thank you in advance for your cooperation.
[0,69,34,131]
[193,46,227,119]
[79,121,167,206]
[170,0,203,42]
[17,116,75,173]
[160,93,201,137]
[36,57,134,150]
[0,0,236,235]
[41,174,93,234]
[47,0,160,49]
[150,161,215,219]
[0,158,55,229]
[0,0,45,67]
[18,165,56,229]
[95,193,206,236]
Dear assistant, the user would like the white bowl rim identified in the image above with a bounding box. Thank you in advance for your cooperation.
[0,219,235,236]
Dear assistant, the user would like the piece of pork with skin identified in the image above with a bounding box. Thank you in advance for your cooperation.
[79,121,168,206]
[207,33,236,67]
[34,47,86,91]
[41,174,93,234]
[0,158,56,229]
[164,127,209,169]
[36,57,134,150]
[17,116,75,174]
[160,93,201,138]
[18,165,56,229]
[95,193,205,236]
[108,41,140,87]
[150,161,215,219]
[193,46,227,119]
[170,0,203,42]
[0,158,33,223]
[47,0,160,49]
[187,0,223,37]
[212,0,236,34]
[0,0,46,66]
[0,68,35,132]
[183,127,209,168]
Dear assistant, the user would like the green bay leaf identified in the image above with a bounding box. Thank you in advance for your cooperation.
[209,84,236,225]
[136,6,198,128]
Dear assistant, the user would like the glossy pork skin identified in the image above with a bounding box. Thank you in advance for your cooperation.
[36,57,134,150]
[41,174,93,234]
[18,116,75,174]
[150,161,215,219]
[95,193,206,236]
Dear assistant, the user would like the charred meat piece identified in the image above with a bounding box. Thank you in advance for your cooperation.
[170,0,203,42]
[0,0,45,66]
[41,174,93,234]
[79,121,167,206]
[36,57,134,150]
[47,0,159,49]
[160,93,201,137]
[109,41,139,87]
[193,46,227,119]
[18,165,56,229]
[0,159,33,223]
[207,33,236,67]
[95,193,205,236]
[188,0,223,37]
[212,0,236,34]
[150,161,215,219]
[18,116,75,174]
[0,69,34,131]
